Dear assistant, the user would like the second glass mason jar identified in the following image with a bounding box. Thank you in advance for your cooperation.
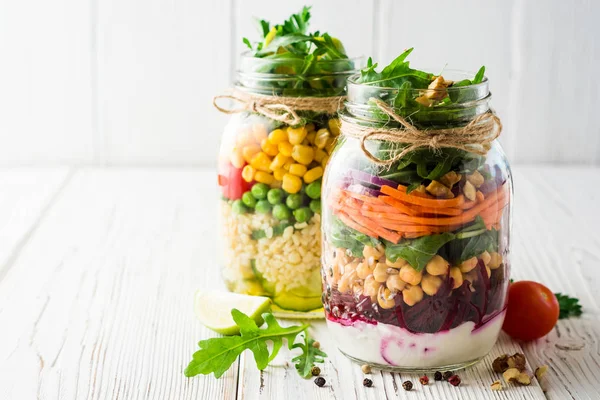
[322,71,512,369]
[218,54,361,318]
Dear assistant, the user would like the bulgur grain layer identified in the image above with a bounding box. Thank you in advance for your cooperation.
[220,201,321,294]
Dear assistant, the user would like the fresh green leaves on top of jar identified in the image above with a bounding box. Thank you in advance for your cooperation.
[355,48,487,126]
[243,6,347,60]
[240,7,354,94]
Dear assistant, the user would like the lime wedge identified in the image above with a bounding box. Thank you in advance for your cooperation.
[193,290,271,335]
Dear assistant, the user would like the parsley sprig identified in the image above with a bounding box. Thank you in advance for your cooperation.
[185,309,327,379]
[555,293,583,319]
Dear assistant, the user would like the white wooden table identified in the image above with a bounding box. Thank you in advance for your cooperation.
[0,166,598,400]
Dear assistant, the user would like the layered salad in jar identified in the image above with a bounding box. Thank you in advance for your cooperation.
[321,49,512,369]
[218,7,359,316]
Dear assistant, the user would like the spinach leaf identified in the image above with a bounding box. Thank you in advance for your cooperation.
[330,215,379,257]
[441,219,499,264]
[385,232,456,271]
[473,66,486,84]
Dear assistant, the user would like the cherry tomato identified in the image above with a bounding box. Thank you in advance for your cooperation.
[218,162,251,200]
[502,281,559,341]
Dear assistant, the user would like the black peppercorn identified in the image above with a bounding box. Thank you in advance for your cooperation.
[363,378,373,387]
[448,374,461,387]
[434,371,443,381]
[314,377,326,387]
[402,380,413,391]
[443,371,453,381]
[311,366,321,376]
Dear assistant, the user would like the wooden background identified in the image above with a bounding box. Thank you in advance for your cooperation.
[1,0,599,166]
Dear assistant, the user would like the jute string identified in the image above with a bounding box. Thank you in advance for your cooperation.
[213,89,345,126]
[341,98,503,166]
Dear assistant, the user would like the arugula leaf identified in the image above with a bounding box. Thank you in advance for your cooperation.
[242,38,253,50]
[385,232,456,271]
[358,48,432,88]
[291,332,327,378]
[555,293,583,319]
[184,310,308,378]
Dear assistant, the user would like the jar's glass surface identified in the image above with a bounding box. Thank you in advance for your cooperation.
[218,55,363,318]
[321,71,512,369]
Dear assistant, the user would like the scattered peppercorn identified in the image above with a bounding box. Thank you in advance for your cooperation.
[443,371,453,381]
[311,366,321,376]
[361,364,372,374]
[448,375,461,387]
[312,341,321,349]
[434,371,443,381]
[363,378,373,387]
[314,377,326,387]
[419,375,429,385]
[402,381,413,391]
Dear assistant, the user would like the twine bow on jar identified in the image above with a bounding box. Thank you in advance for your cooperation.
[213,89,345,126]
[341,98,503,165]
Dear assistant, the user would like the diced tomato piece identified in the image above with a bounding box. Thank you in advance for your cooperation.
[218,162,252,200]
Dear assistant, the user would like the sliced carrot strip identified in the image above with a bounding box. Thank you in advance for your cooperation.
[404,231,433,239]
[347,212,402,244]
[381,185,465,208]
[411,205,463,217]
[337,211,379,239]
[342,190,385,204]
[378,196,419,216]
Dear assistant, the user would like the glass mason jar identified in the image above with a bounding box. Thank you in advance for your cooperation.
[218,54,362,318]
[321,71,512,370]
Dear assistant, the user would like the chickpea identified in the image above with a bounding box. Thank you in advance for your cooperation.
[480,251,492,266]
[421,274,443,296]
[449,267,463,289]
[378,287,396,309]
[363,245,383,260]
[403,285,424,306]
[335,249,350,268]
[373,263,389,283]
[488,252,503,269]
[337,270,356,293]
[356,261,374,279]
[386,257,407,269]
[342,260,358,276]
[399,265,423,286]
[386,274,406,292]
[459,257,478,273]
[425,255,449,276]
[363,275,381,300]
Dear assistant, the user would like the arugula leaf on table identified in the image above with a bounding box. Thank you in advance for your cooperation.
[184,309,308,378]
[291,332,327,378]
[555,293,583,319]
[384,232,456,271]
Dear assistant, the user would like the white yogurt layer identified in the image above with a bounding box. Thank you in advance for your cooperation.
[327,311,505,368]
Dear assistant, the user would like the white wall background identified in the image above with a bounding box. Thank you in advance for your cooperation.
[1,0,599,166]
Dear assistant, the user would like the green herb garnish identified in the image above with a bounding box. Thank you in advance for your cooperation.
[555,293,583,319]
[241,7,353,95]
[185,309,308,378]
[384,232,456,271]
[291,332,327,378]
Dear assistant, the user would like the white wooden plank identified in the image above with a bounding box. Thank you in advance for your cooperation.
[233,0,375,70]
[0,1,94,164]
[507,1,600,165]
[0,167,71,275]
[377,0,515,161]
[511,166,600,399]
[0,169,237,400]
[96,0,232,166]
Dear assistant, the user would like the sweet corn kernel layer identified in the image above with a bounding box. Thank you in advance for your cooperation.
[221,201,321,294]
